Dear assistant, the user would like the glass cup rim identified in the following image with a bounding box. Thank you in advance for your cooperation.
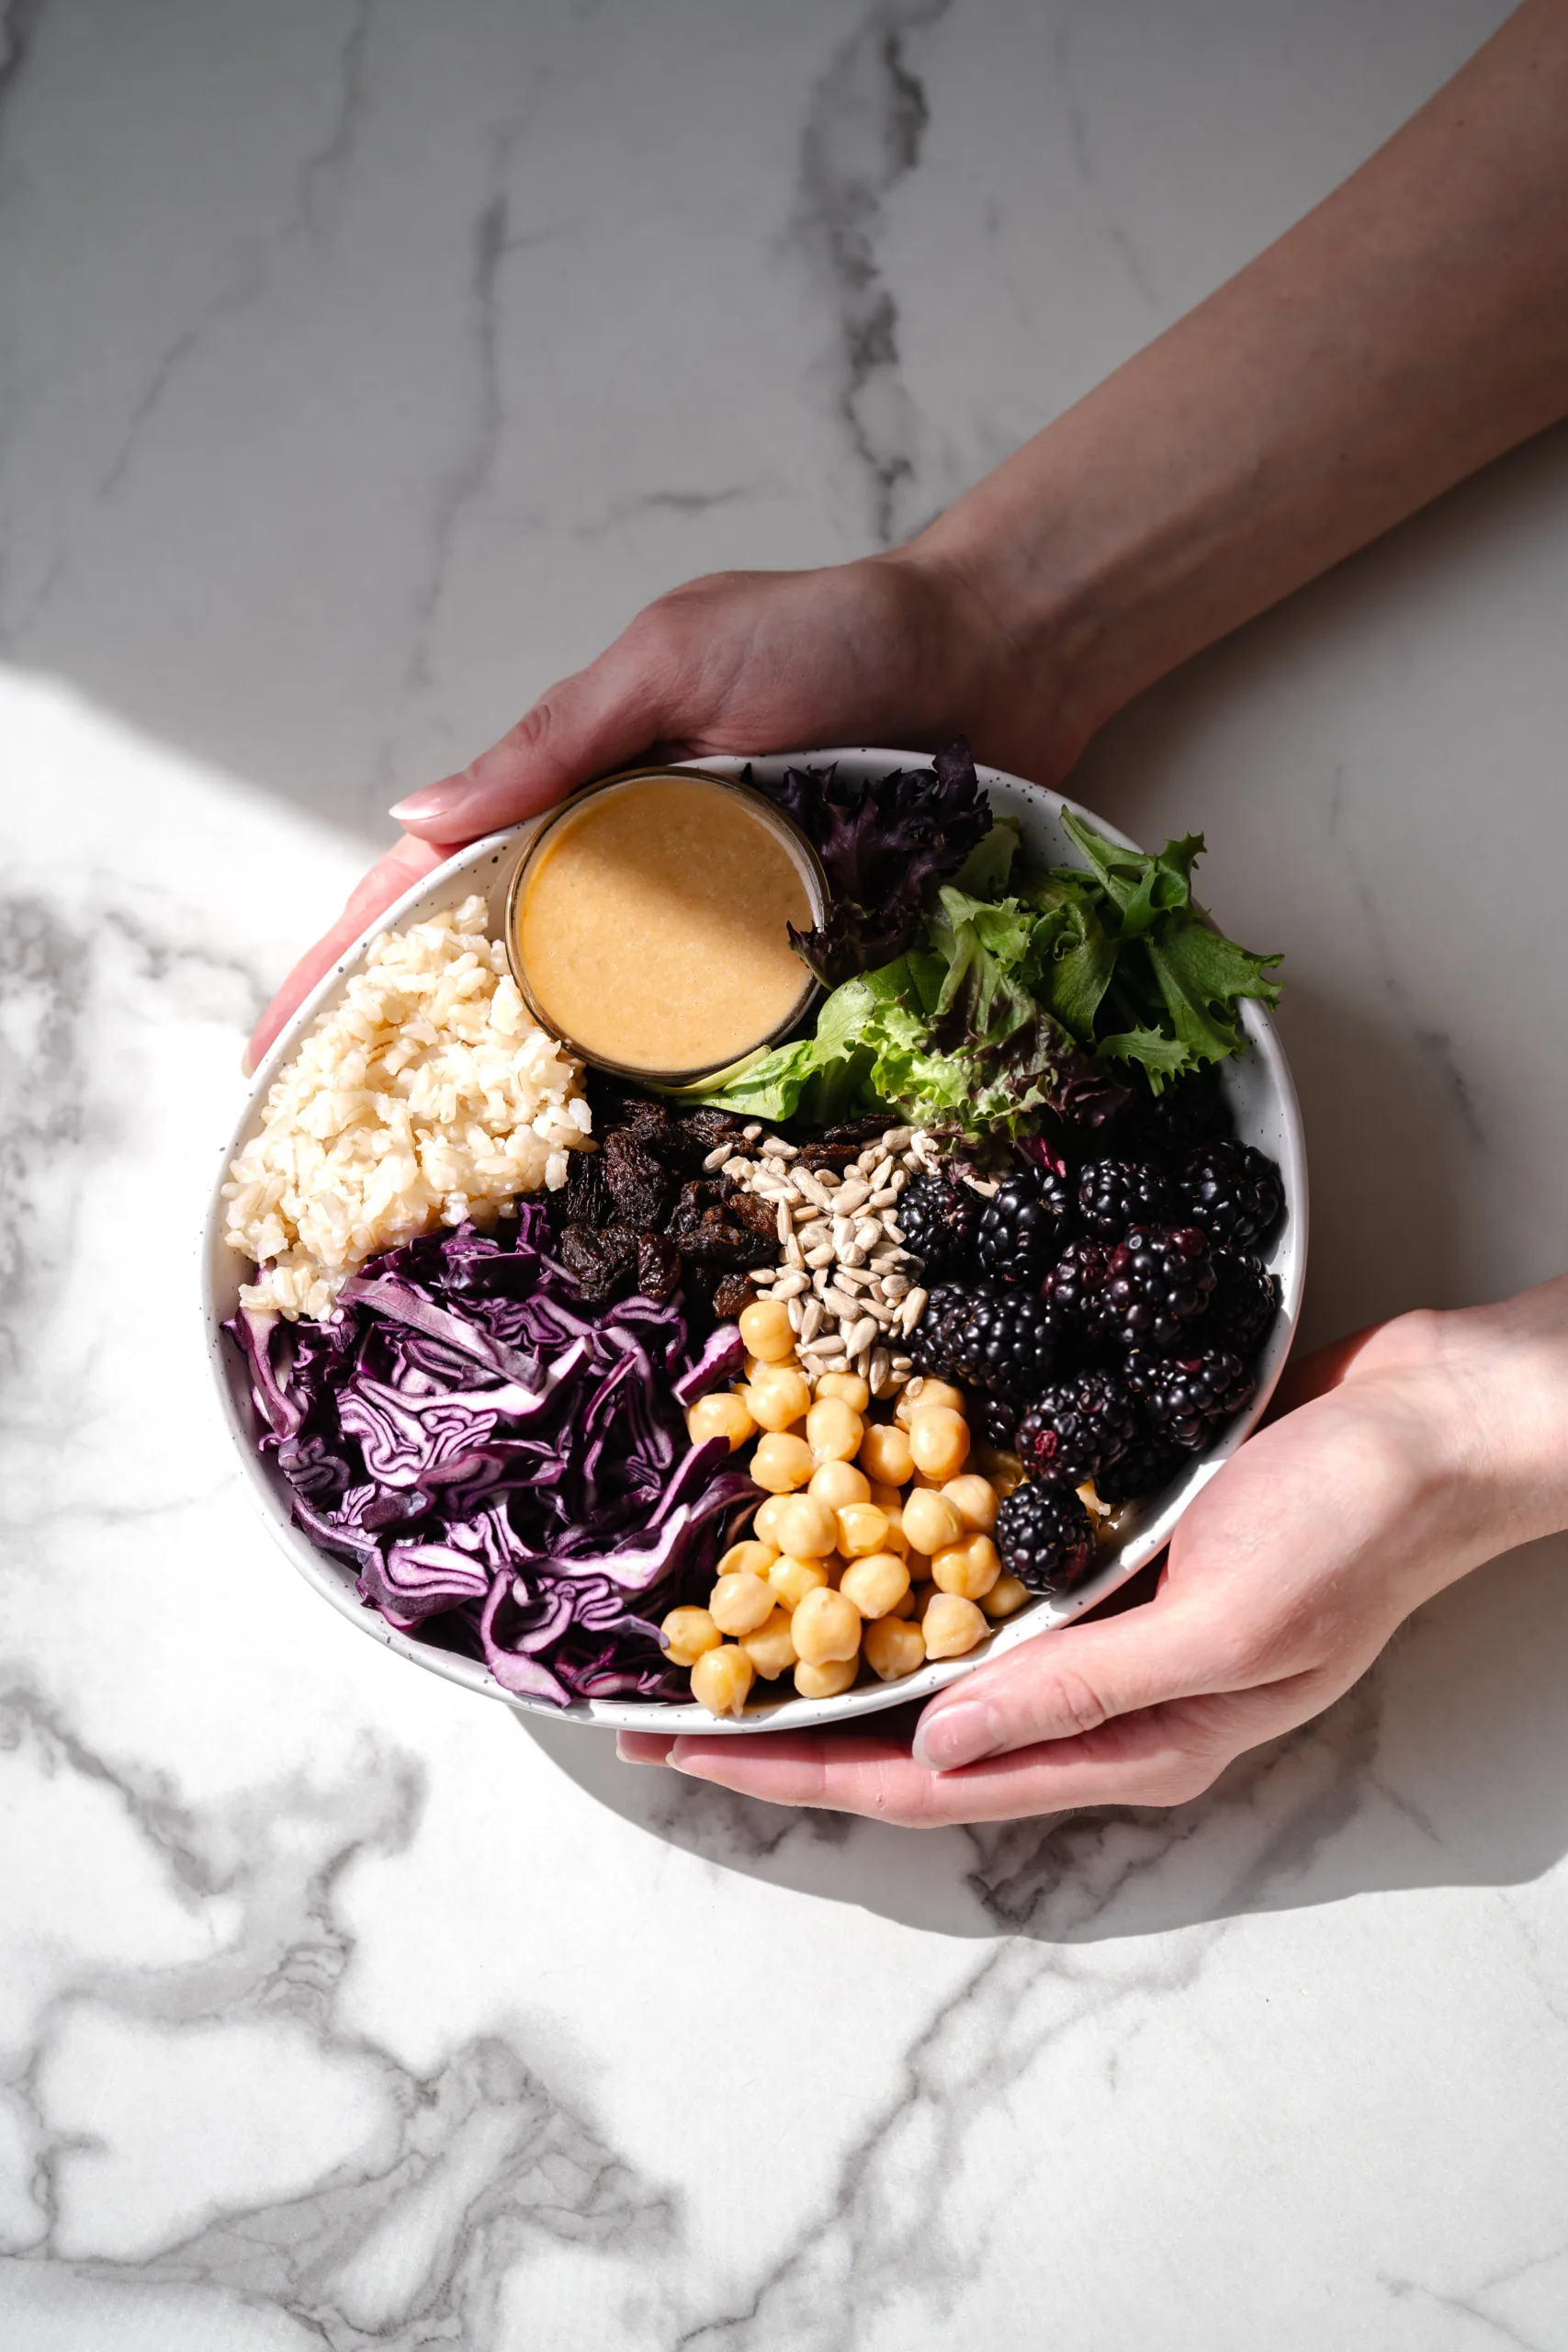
[502,763,829,1089]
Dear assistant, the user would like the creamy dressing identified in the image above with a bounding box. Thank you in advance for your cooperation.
[516,776,814,1072]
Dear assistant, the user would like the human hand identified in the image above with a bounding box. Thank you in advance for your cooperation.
[617,1280,1568,1826]
[246,547,1077,1069]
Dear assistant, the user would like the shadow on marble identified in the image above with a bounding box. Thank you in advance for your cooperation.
[520,1532,1568,1947]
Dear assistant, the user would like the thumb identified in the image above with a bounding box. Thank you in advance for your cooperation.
[390,633,678,843]
[910,1591,1236,1772]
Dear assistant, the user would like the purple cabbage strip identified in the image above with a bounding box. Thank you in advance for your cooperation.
[226,1217,758,1706]
[672,1322,746,1407]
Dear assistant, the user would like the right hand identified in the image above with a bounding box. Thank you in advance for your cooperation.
[246,546,1077,1068]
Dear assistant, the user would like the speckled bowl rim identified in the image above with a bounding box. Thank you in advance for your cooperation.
[202,750,1308,1735]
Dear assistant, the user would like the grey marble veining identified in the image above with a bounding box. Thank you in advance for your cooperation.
[6,4,1568,2347]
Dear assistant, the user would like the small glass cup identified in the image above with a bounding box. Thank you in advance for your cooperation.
[504,765,829,1093]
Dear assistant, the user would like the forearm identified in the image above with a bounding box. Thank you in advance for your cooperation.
[912,0,1568,772]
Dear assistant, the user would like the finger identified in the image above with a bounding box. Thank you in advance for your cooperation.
[245,832,448,1071]
[390,635,677,842]
[616,1732,677,1766]
[908,1589,1244,1773]
[664,1685,1298,1826]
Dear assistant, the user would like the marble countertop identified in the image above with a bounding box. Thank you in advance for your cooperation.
[6,2,1568,2345]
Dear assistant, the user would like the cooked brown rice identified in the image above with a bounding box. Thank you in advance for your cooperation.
[224,895,591,1319]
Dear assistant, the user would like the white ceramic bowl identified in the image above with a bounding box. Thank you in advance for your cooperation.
[204,750,1307,1733]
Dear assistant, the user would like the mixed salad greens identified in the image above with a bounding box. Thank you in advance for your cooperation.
[714,747,1281,1133]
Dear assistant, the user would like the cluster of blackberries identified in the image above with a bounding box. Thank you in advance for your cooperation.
[906,1089,1285,1598]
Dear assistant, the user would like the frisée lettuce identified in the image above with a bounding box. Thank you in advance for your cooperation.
[703,810,1281,1131]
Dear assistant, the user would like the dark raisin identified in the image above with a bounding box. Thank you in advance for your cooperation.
[711,1271,760,1321]
[601,1130,675,1229]
[558,1220,637,1304]
[635,1230,682,1305]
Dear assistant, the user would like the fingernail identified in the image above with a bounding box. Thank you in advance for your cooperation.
[911,1700,998,1773]
[240,1045,255,1079]
[667,1737,717,1781]
[389,774,471,823]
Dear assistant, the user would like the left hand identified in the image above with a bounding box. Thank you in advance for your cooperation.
[617,1283,1568,1825]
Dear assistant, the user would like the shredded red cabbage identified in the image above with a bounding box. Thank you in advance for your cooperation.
[226,1204,757,1705]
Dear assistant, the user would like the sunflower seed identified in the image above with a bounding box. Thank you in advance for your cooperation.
[741,1123,762,1140]
[805,1244,835,1270]
[786,1297,805,1332]
[800,1298,825,1342]
[784,1233,805,1271]
[867,1187,899,1209]
[898,1288,928,1335]
[881,1127,913,1151]
[773,1271,808,1299]
[703,1143,734,1171]
[775,1201,793,1247]
[835,1179,870,1213]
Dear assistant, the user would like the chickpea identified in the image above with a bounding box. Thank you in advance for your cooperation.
[748,1366,812,1432]
[691,1643,755,1715]
[922,1592,988,1659]
[865,1476,904,1512]
[941,1474,998,1533]
[863,1616,927,1682]
[859,1422,914,1487]
[806,1396,863,1464]
[660,1606,722,1668]
[794,1656,859,1699]
[931,1532,1001,1600]
[740,1606,799,1679]
[773,1493,839,1559]
[875,1504,910,1557]
[889,1586,919,1620]
[750,1431,815,1493]
[708,1570,776,1636]
[739,1296,796,1363]
[901,1487,964,1557]
[982,1573,1032,1620]
[791,1586,863,1665]
[809,1459,871,1510]
[896,1376,965,1429]
[752,1494,791,1546]
[768,1554,829,1611]
[908,1406,970,1482]
[835,1503,892,1558]
[686,1390,757,1453]
[716,1539,778,1580]
[839,1550,910,1621]
[815,1369,871,1410]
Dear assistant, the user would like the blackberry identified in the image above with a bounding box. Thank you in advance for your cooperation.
[1145,1065,1234,1151]
[1017,1369,1142,1487]
[911,1282,1076,1402]
[908,1283,972,1380]
[897,1173,981,1278]
[1077,1157,1175,1241]
[1128,1347,1255,1451]
[1100,1225,1215,1351]
[994,1481,1097,1596]
[1043,1238,1114,1337]
[975,1167,1076,1286]
[974,1392,1020,1448]
[1094,1428,1187,1507]
[1207,1250,1280,1357]
[1180,1140,1285,1251]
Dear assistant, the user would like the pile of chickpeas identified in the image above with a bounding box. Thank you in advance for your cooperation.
[664,1295,1035,1716]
